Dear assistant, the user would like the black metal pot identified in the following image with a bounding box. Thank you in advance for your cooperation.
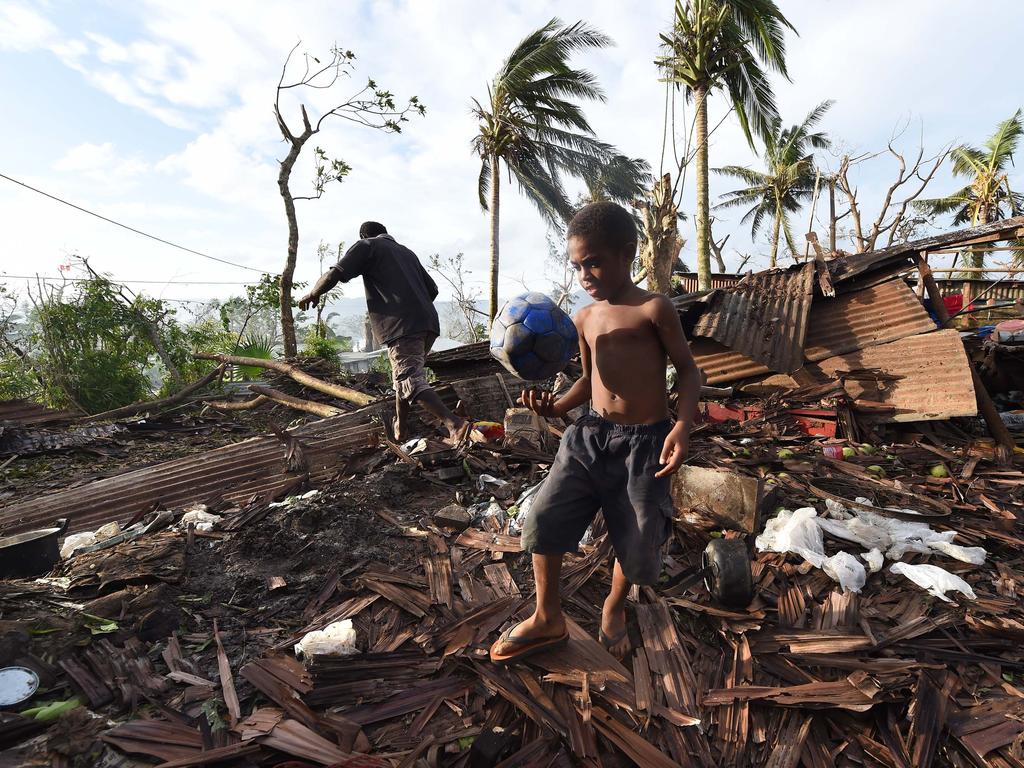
[0,519,68,578]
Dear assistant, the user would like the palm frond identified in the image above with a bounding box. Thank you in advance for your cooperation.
[950,145,987,178]
[985,108,1023,170]
[714,164,772,186]
[477,159,491,210]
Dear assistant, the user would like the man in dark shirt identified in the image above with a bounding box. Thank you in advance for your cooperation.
[299,221,469,442]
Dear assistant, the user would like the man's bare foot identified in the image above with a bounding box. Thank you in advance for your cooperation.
[392,417,409,442]
[600,597,629,659]
[490,611,566,656]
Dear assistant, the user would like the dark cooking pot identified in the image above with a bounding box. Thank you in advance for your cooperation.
[0,519,69,578]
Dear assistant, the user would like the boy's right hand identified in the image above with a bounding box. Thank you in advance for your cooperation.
[519,389,562,418]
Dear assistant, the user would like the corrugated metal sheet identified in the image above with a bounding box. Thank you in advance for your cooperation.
[0,400,80,426]
[426,341,490,366]
[691,339,772,385]
[692,262,815,374]
[0,402,390,537]
[0,372,527,538]
[813,329,977,422]
[673,273,744,294]
[937,278,1024,302]
[827,216,1024,285]
[804,279,936,362]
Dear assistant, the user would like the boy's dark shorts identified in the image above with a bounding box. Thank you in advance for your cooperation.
[520,413,675,585]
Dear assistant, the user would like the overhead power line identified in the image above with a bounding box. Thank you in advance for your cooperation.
[0,171,268,274]
[1,274,259,286]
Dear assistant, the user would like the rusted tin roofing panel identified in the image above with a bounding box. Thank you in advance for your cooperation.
[813,329,976,422]
[426,341,490,366]
[673,272,745,295]
[827,216,1024,285]
[692,262,815,374]
[0,403,390,537]
[691,339,772,385]
[0,399,80,426]
[804,279,936,362]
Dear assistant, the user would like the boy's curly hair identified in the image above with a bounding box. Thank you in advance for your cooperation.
[567,201,636,251]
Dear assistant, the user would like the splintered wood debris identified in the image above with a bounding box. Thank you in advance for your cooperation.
[3,331,1024,767]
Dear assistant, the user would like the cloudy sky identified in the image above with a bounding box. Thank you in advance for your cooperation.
[1,1,1021,311]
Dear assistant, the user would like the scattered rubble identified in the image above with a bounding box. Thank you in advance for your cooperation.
[2,220,1024,766]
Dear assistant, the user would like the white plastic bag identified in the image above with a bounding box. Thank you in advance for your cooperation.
[60,532,97,559]
[821,551,866,593]
[861,548,884,574]
[816,499,985,565]
[508,481,544,535]
[889,562,976,602]
[755,508,826,567]
[295,619,358,658]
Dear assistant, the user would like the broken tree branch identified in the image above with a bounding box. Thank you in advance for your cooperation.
[84,364,226,423]
[248,384,344,418]
[195,353,374,406]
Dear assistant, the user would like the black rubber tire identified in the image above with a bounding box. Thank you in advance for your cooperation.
[702,538,754,608]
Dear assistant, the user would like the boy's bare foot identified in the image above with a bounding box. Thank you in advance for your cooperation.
[600,597,629,659]
[489,612,567,660]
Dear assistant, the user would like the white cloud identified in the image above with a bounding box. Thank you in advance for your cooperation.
[0,3,56,51]
[53,142,149,187]
[2,0,1023,308]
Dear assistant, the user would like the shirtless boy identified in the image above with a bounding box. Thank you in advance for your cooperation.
[489,201,702,663]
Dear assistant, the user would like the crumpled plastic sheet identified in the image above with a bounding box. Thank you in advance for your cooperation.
[818,498,986,565]
[756,500,984,597]
[755,507,826,568]
[821,551,867,593]
[861,548,884,573]
[890,562,977,602]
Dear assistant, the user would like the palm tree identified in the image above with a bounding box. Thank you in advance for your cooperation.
[658,0,794,289]
[715,101,832,268]
[917,109,1024,269]
[472,19,613,322]
[583,155,654,205]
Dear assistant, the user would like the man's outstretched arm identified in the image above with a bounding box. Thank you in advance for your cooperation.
[298,240,371,310]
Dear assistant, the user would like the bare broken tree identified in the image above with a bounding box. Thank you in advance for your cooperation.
[428,253,485,343]
[830,123,949,253]
[636,174,684,294]
[274,43,425,357]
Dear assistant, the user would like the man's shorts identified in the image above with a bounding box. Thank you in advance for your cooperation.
[387,333,436,402]
[520,413,675,585]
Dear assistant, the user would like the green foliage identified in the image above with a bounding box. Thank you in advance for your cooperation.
[300,326,341,363]
[29,277,156,412]
[370,351,392,378]
[472,18,615,228]
[916,109,1024,270]
[0,355,37,401]
[657,0,794,146]
[232,333,276,380]
[714,101,832,266]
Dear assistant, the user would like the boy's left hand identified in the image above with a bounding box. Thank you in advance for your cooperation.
[655,424,689,478]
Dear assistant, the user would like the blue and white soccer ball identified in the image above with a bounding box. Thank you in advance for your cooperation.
[489,292,578,381]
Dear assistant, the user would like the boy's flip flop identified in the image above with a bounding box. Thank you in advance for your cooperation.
[598,628,630,659]
[488,625,570,666]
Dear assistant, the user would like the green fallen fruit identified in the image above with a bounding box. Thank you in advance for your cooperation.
[866,465,885,476]
[21,698,81,722]
[929,464,950,478]
[857,445,878,456]
[777,448,795,459]
[842,447,857,458]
